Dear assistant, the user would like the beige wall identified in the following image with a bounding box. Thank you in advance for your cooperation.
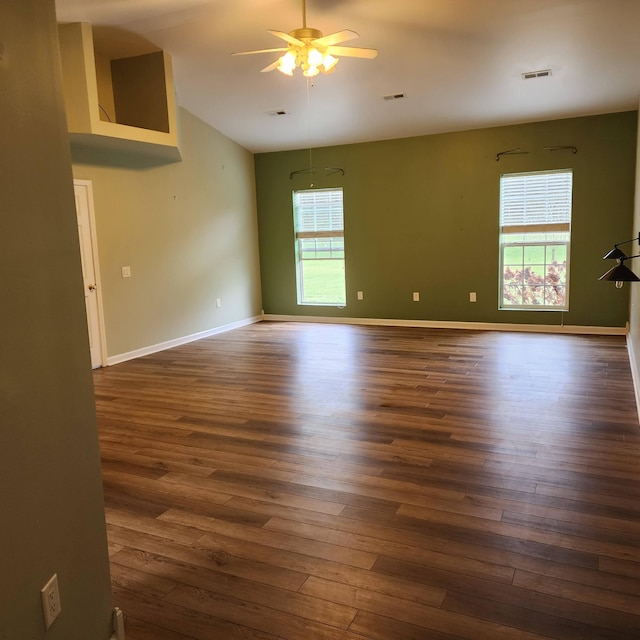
[0,2,113,638]
[71,108,262,359]
[628,104,640,401]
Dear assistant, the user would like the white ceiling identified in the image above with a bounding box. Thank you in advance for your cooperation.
[54,0,640,154]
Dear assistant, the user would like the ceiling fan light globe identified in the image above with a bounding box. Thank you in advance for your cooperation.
[276,51,297,75]
[307,47,323,66]
[276,59,294,75]
[277,65,294,76]
[304,65,320,77]
[282,50,297,65]
[322,53,339,72]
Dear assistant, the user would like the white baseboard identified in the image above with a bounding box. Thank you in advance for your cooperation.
[106,315,263,366]
[263,314,627,336]
[104,312,628,367]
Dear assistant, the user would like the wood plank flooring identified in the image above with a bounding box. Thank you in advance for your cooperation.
[93,322,640,639]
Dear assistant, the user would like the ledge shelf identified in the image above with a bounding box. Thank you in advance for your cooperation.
[58,23,181,161]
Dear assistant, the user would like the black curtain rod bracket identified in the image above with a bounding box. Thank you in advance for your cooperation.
[544,145,577,154]
[496,146,577,162]
[496,148,529,161]
[290,167,315,180]
[290,167,345,180]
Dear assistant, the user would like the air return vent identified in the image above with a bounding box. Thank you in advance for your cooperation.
[383,92,406,101]
[522,69,552,80]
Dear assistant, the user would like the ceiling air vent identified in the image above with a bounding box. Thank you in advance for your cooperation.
[522,69,552,80]
[383,92,406,101]
[266,109,288,116]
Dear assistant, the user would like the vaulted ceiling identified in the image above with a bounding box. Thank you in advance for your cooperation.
[54,0,640,153]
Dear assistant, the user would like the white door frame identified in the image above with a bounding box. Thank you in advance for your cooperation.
[74,179,108,368]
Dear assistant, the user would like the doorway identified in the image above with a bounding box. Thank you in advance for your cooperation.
[74,180,106,368]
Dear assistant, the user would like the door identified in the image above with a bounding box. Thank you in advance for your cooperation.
[74,180,105,368]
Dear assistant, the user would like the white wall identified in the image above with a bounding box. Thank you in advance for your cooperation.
[627,103,640,410]
[71,108,263,360]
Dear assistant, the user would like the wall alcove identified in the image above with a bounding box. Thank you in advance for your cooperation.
[58,23,181,161]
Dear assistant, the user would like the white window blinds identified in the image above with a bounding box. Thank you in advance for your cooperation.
[294,189,344,233]
[500,170,573,228]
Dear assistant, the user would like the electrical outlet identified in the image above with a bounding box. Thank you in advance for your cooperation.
[121,266,131,278]
[216,298,222,308]
[113,607,125,640]
[469,292,477,302]
[412,292,420,302]
[357,291,364,301]
[41,573,61,630]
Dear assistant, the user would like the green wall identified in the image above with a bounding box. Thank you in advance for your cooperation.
[0,2,113,638]
[71,108,262,359]
[256,112,637,328]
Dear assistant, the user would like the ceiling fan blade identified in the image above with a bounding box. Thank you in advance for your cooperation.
[232,48,288,56]
[312,29,359,48]
[261,59,281,73]
[327,45,378,59]
[268,29,305,46]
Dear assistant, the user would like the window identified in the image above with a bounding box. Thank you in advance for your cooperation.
[293,188,346,305]
[499,169,572,310]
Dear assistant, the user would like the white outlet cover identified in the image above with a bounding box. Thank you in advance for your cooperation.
[41,573,61,630]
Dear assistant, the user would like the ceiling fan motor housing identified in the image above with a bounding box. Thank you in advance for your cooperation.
[290,27,323,41]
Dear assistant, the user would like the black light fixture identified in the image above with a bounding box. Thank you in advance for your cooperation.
[599,233,640,288]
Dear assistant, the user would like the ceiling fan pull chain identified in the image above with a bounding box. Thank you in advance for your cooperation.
[307,76,314,185]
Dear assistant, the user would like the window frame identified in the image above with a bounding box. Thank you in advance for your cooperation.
[293,187,346,306]
[498,169,573,312]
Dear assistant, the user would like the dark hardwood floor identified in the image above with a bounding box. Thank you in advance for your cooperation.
[93,322,640,639]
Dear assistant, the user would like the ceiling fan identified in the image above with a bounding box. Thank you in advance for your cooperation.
[232,0,378,77]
